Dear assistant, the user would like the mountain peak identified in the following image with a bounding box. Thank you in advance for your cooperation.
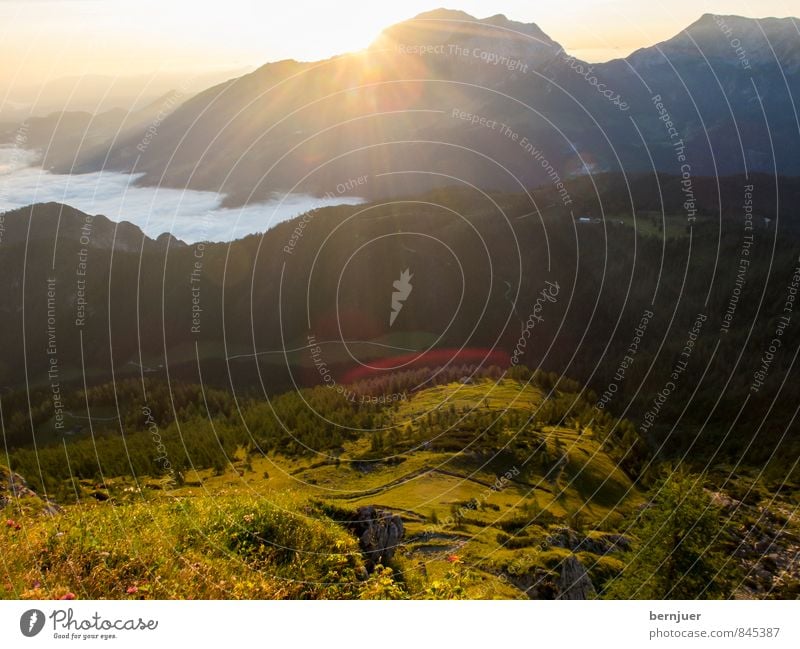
[373,8,559,61]
[410,8,477,22]
[681,12,800,38]
[627,12,800,69]
[691,12,792,26]
[404,9,552,39]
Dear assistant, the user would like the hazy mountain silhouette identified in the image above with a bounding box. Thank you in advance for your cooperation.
[12,10,795,207]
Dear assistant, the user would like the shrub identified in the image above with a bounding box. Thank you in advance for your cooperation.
[2,495,366,599]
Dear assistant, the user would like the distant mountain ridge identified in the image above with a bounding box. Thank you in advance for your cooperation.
[3,10,799,207]
[627,13,800,69]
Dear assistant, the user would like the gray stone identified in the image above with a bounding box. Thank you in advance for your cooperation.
[557,555,596,600]
[546,526,630,555]
[351,506,404,571]
[507,568,558,600]
[0,466,61,514]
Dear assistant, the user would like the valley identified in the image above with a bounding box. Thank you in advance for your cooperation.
[0,6,798,610]
[4,375,797,599]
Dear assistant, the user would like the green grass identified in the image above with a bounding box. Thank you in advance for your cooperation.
[1,493,366,599]
[1,377,646,599]
[613,212,701,239]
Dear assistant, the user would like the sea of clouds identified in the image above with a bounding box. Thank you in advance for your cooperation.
[0,148,363,243]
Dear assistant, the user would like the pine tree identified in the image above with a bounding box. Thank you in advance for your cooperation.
[605,470,738,599]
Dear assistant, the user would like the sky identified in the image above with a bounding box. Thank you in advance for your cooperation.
[0,0,797,91]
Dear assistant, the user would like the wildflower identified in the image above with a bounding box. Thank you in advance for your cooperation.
[5,519,15,527]
[126,586,138,594]
[59,592,76,600]
[445,554,461,563]
[243,513,255,523]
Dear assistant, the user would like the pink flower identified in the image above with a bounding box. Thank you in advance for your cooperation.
[126,586,138,594]
[446,554,461,563]
[59,592,76,600]
[5,519,15,527]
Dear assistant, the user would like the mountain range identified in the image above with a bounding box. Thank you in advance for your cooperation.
[1,9,800,469]
[3,173,800,475]
[3,9,798,208]
[3,8,800,606]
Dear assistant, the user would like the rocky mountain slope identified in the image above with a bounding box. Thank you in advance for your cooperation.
[6,10,797,205]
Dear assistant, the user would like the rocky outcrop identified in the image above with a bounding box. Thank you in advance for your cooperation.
[0,465,61,515]
[728,505,800,598]
[557,555,596,600]
[350,506,405,571]
[547,527,630,555]
[504,555,596,600]
[507,567,559,600]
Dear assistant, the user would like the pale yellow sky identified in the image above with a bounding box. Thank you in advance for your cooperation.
[0,0,796,90]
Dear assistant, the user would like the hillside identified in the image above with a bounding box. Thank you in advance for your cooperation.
[2,181,800,476]
[2,0,799,618]
[2,375,797,599]
[4,10,796,206]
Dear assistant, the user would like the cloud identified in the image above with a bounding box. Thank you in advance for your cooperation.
[0,148,363,243]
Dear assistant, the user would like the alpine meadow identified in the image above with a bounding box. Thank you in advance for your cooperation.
[0,4,799,629]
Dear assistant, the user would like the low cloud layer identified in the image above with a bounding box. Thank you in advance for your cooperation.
[0,148,363,243]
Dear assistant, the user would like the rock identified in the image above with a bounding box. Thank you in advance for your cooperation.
[352,462,379,474]
[350,506,404,571]
[708,490,741,511]
[0,467,33,505]
[755,539,773,554]
[547,527,582,551]
[507,568,558,599]
[599,533,632,553]
[546,526,630,555]
[755,569,773,585]
[575,532,631,555]
[0,465,61,514]
[557,555,596,600]
[761,554,780,571]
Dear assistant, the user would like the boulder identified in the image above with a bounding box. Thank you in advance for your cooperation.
[547,527,582,551]
[507,567,559,599]
[547,526,630,555]
[0,465,61,515]
[351,506,404,571]
[557,555,596,600]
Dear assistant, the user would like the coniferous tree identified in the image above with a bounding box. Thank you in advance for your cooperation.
[605,470,739,599]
